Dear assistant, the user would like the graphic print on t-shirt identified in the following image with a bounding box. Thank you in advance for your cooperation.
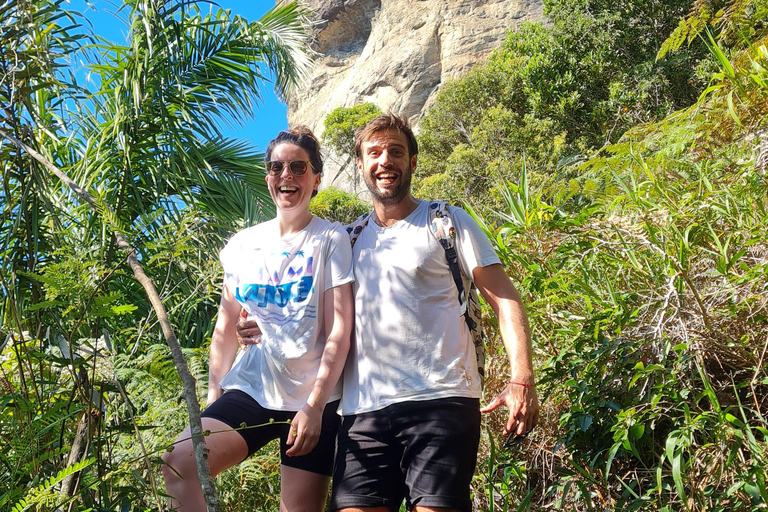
[234,244,318,325]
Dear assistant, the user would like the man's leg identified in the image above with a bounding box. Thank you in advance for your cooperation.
[162,417,248,511]
[331,411,406,511]
[397,398,481,512]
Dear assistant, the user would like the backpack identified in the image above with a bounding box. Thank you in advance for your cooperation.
[345,201,486,388]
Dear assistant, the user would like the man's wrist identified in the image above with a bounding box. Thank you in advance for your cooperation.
[508,373,536,387]
[510,380,533,388]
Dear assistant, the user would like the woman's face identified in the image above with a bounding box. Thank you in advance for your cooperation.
[265,143,321,214]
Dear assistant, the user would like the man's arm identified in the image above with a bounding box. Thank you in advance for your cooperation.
[207,283,242,405]
[286,281,353,456]
[473,263,539,436]
[236,308,262,346]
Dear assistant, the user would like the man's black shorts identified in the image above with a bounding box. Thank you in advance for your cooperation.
[331,396,481,511]
[202,389,340,476]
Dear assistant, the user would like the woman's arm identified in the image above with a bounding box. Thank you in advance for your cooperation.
[285,281,353,456]
[206,283,242,405]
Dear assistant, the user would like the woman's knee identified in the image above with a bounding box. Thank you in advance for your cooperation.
[164,419,249,482]
[162,436,198,485]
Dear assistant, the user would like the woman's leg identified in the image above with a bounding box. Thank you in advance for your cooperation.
[162,417,248,512]
[280,465,331,512]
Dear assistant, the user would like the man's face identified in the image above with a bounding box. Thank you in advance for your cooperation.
[358,129,417,207]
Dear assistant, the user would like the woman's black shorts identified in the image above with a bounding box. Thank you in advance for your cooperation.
[201,389,340,476]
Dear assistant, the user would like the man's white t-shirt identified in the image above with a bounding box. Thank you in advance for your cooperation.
[219,216,354,411]
[340,200,500,415]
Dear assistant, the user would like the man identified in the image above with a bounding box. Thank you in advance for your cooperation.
[240,113,539,512]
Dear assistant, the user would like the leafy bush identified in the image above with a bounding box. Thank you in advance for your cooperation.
[310,187,371,225]
[323,103,382,160]
[414,0,707,217]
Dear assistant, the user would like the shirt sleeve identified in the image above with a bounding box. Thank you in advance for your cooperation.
[219,232,242,292]
[449,206,501,279]
[324,222,355,291]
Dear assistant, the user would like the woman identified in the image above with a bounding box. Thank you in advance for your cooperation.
[162,127,354,512]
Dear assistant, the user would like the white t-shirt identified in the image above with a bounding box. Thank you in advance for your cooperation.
[219,216,354,411]
[340,200,501,415]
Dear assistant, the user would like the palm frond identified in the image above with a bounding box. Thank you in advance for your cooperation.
[250,1,316,101]
[185,137,275,228]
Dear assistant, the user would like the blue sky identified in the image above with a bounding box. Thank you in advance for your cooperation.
[70,0,290,152]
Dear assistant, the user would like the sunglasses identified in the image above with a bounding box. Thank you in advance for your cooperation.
[265,160,313,176]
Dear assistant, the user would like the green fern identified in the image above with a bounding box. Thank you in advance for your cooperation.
[659,0,768,60]
[658,0,717,60]
[11,458,94,512]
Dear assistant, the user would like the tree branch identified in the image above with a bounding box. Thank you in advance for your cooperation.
[0,128,220,512]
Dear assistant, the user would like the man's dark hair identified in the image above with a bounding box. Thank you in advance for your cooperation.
[354,112,418,159]
[265,126,323,176]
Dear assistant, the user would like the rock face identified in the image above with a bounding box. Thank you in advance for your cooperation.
[287,0,545,194]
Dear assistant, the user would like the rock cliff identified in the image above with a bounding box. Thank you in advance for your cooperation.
[287,0,545,194]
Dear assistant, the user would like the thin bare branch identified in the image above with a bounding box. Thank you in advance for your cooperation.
[0,127,220,512]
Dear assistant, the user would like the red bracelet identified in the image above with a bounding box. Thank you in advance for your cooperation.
[510,381,533,387]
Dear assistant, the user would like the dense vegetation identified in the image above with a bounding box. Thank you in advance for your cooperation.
[1,0,766,511]
[411,0,768,510]
[1,0,312,509]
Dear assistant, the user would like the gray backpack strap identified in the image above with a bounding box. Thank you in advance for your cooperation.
[428,201,486,388]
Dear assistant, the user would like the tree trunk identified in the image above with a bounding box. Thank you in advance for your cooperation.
[60,409,100,497]
[1,128,220,512]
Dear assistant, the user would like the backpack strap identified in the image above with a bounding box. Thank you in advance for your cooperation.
[429,202,468,317]
[346,203,486,387]
[428,201,485,386]
[345,211,372,247]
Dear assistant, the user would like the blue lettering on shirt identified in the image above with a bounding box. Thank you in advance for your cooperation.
[236,276,315,307]
[295,276,313,303]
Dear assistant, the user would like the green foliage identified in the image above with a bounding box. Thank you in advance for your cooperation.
[659,0,768,58]
[309,187,370,225]
[1,0,315,510]
[415,0,707,213]
[215,450,282,511]
[471,146,768,510]
[322,103,382,159]
[466,18,768,507]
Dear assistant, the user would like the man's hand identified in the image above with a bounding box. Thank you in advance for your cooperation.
[285,403,323,457]
[481,381,539,437]
[236,309,262,348]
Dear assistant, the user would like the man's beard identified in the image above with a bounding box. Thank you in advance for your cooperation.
[365,163,412,207]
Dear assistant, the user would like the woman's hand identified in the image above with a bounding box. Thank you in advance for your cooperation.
[285,403,323,457]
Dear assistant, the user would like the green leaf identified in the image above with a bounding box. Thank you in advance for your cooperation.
[111,304,138,315]
[577,415,593,432]
[27,300,66,311]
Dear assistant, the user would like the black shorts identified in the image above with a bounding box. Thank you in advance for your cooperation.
[330,397,481,511]
[201,389,340,476]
